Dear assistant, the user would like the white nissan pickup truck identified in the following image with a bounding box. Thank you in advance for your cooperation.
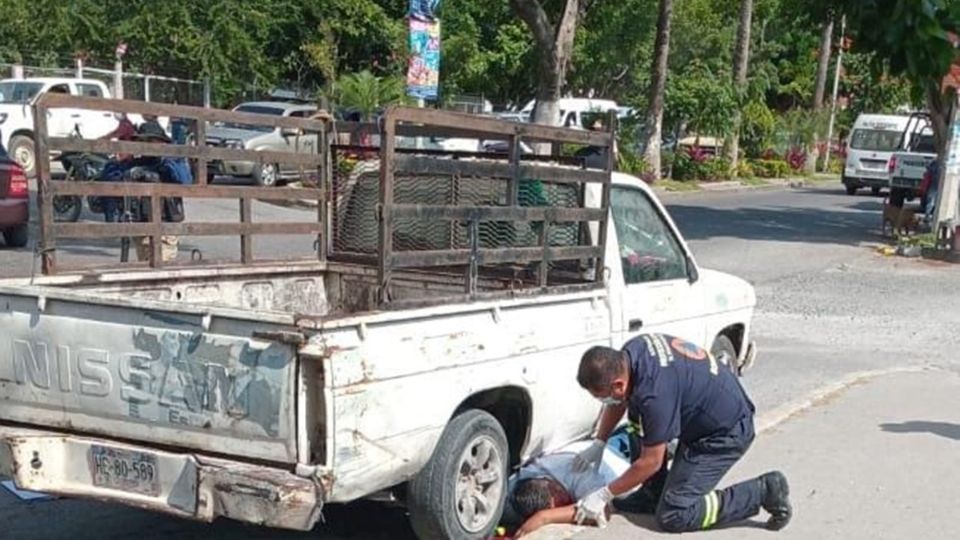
[0,107,757,540]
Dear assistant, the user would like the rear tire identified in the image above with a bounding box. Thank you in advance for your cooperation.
[3,223,29,248]
[407,409,509,540]
[9,135,36,179]
[871,186,882,196]
[845,183,858,195]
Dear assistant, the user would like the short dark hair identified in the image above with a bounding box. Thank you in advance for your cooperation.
[578,346,626,390]
[513,478,556,519]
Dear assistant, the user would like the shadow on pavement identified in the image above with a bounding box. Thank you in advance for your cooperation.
[668,202,884,247]
[619,510,769,533]
[880,421,960,442]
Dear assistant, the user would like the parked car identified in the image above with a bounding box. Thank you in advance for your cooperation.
[206,101,319,186]
[0,140,29,247]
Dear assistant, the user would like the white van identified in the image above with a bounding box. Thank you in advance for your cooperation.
[843,114,926,195]
[520,98,619,129]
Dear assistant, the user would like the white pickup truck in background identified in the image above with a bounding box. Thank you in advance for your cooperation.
[890,113,938,199]
[0,105,758,540]
[0,77,161,178]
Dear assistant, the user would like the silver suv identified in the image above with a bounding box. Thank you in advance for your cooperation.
[206,101,318,186]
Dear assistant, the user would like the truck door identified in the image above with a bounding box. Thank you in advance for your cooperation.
[279,110,318,176]
[608,185,707,347]
[72,82,117,139]
[44,83,78,138]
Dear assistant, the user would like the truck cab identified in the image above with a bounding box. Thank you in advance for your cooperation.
[0,78,118,177]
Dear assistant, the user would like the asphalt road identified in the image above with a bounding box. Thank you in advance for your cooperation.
[2,182,959,539]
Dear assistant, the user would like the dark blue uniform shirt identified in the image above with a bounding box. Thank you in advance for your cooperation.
[625,334,755,445]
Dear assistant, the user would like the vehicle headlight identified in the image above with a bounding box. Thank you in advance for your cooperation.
[0,112,7,125]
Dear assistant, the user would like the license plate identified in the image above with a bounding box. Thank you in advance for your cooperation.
[89,445,160,496]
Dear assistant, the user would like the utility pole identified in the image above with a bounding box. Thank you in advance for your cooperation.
[933,94,959,251]
[114,42,127,100]
[824,15,846,171]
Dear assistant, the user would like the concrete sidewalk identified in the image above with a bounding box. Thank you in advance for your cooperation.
[529,368,960,540]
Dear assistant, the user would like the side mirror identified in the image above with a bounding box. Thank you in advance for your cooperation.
[281,127,300,138]
[686,254,699,284]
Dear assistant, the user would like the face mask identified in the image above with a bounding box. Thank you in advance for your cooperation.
[599,396,623,406]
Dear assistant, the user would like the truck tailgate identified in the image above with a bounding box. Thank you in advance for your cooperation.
[0,287,299,463]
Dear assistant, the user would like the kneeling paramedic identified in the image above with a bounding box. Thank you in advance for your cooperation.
[571,334,792,533]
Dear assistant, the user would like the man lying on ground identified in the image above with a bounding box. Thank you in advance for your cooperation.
[505,429,634,536]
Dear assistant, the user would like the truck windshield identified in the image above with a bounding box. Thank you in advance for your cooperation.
[849,129,902,152]
[0,82,44,104]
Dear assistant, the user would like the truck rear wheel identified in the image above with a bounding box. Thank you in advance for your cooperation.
[9,135,36,179]
[407,409,508,540]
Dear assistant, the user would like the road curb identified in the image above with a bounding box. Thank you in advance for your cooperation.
[754,365,932,434]
[656,177,845,199]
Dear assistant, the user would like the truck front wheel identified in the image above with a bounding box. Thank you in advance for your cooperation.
[407,409,508,540]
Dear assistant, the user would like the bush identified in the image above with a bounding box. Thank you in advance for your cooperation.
[617,145,648,177]
[672,151,703,181]
[749,159,790,178]
[785,146,807,172]
[741,101,777,158]
[672,150,732,182]
[702,158,733,181]
[736,160,756,179]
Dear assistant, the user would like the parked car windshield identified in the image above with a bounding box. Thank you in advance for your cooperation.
[0,81,44,104]
[221,105,286,132]
[849,129,902,152]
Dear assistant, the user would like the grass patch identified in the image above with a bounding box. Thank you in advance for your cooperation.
[740,177,769,187]
[810,173,840,184]
[656,179,701,192]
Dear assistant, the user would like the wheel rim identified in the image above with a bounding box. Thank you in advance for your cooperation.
[261,164,277,186]
[14,145,34,172]
[455,435,504,533]
[53,196,80,218]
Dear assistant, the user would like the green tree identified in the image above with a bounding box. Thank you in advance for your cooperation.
[334,70,407,121]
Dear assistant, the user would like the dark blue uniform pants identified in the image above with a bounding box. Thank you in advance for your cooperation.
[654,415,764,532]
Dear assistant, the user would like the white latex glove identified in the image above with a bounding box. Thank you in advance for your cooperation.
[571,439,606,473]
[575,486,614,527]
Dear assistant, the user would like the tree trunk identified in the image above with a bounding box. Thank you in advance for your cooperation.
[511,0,581,129]
[643,0,674,178]
[808,17,834,174]
[727,0,754,174]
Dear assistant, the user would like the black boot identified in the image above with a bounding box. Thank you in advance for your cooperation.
[759,471,792,531]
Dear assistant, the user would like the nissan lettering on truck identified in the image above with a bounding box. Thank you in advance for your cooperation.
[0,99,759,540]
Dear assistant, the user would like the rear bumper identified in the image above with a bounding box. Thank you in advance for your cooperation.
[0,425,324,531]
[890,176,922,192]
[0,199,28,228]
[843,176,889,189]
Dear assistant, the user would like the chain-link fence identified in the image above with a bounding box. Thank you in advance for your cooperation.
[331,147,584,265]
[2,63,206,105]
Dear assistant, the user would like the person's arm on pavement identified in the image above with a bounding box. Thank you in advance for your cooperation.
[515,505,576,537]
[608,442,667,496]
[516,504,610,537]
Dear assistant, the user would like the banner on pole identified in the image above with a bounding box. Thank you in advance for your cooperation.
[409,0,441,20]
[407,18,441,100]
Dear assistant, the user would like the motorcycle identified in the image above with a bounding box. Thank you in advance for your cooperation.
[52,126,110,222]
